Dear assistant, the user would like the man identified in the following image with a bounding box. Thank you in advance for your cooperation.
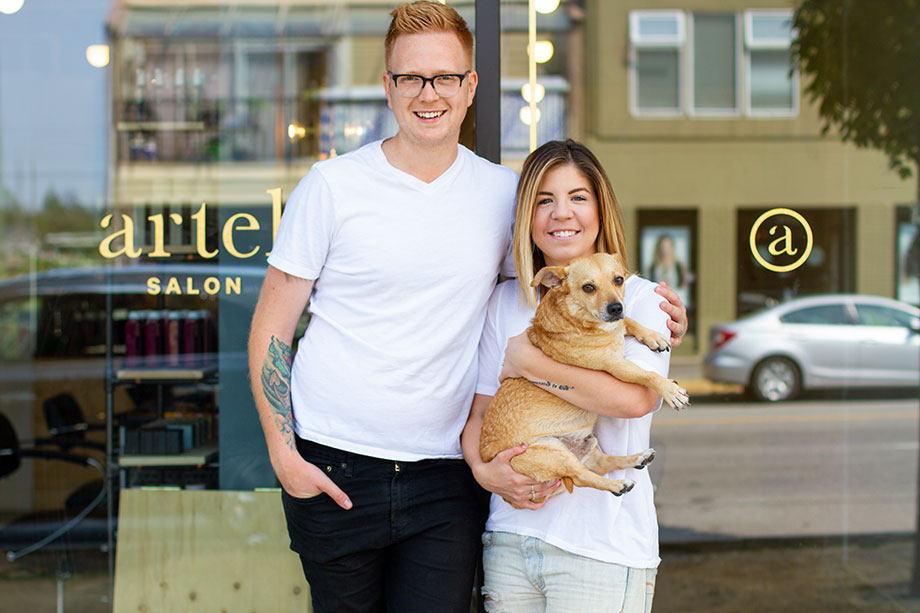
[248,3,687,611]
[248,3,517,611]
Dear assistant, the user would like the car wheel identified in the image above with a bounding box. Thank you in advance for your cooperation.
[750,357,801,402]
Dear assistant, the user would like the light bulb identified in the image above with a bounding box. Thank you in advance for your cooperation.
[519,106,541,126]
[521,83,546,104]
[288,123,306,141]
[0,0,25,15]
[533,41,554,64]
[535,0,560,14]
[86,45,110,68]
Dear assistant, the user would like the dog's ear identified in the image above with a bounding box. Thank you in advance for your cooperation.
[609,252,627,270]
[532,266,567,289]
[607,252,634,278]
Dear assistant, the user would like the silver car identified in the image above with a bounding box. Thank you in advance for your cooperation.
[704,294,920,401]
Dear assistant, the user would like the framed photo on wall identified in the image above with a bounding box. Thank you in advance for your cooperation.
[637,210,698,344]
[896,206,919,306]
[639,226,693,308]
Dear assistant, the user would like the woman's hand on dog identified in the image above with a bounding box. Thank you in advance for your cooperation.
[472,444,560,510]
[655,281,689,348]
[275,450,353,509]
[500,332,541,382]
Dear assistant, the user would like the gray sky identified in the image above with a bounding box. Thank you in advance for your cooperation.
[0,0,109,210]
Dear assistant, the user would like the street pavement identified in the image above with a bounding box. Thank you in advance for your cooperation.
[651,358,920,610]
[3,358,919,612]
[652,398,918,540]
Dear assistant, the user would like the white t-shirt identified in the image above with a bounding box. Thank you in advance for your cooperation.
[268,140,518,461]
[476,276,670,569]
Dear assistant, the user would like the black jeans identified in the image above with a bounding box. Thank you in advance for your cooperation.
[281,435,489,613]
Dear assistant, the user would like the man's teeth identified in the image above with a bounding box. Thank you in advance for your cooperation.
[552,230,577,238]
[416,111,445,119]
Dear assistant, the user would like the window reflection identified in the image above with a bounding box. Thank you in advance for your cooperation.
[628,8,797,116]
[0,1,918,610]
[780,304,850,325]
[115,43,325,163]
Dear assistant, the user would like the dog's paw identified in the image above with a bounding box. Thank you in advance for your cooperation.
[634,448,655,470]
[660,380,690,411]
[640,331,671,353]
[612,479,636,496]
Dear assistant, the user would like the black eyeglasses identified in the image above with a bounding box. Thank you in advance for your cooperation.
[386,71,471,98]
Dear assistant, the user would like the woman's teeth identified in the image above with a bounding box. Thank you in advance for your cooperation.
[416,111,445,119]
[551,230,577,238]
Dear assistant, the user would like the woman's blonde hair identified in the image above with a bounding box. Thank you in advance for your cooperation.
[385,1,474,68]
[514,139,629,307]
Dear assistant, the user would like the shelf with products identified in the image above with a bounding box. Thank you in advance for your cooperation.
[105,305,221,488]
[115,364,218,383]
[118,444,218,468]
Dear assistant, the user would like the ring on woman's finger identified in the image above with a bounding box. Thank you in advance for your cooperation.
[530,485,536,501]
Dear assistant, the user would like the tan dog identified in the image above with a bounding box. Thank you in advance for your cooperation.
[480,253,689,507]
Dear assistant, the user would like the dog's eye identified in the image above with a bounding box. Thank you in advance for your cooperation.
[582,284,595,293]
[614,276,624,286]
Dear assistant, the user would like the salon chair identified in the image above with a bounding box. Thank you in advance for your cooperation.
[0,412,107,562]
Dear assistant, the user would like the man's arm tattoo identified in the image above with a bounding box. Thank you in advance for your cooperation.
[261,336,295,449]
[528,379,573,392]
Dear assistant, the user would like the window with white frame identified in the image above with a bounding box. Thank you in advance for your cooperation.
[629,9,796,118]
[629,10,685,115]
[745,10,797,115]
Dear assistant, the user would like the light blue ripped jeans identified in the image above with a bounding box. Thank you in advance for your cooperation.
[481,531,657,613]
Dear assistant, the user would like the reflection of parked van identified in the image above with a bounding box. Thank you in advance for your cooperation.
[0,264,266,364]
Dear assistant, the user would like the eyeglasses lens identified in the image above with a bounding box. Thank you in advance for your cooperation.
[395,75,463,98]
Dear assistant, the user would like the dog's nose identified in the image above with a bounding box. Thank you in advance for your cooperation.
[606,302,623,320]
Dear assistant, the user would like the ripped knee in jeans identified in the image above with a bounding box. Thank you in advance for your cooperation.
[481,586,508,613]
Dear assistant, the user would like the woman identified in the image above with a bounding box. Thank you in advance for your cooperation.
[646,233,691,310]
[462,140,684,612]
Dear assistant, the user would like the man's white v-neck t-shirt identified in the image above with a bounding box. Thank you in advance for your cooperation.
[268,140,518,461]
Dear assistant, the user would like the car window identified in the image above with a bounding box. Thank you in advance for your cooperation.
[854,304,915,327]
[779,304,850,325]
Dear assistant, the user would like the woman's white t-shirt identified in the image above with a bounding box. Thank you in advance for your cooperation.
[476,276,671,569]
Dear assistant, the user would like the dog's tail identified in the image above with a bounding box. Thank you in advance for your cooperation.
[562,476,574,493]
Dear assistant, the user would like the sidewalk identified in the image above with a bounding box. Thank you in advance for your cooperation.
[5,535,919,611]
[653,358,920,611]
[655,534,920,612]
[668,355,743,398]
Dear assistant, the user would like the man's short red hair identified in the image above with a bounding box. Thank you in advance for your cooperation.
[385,1,474,68]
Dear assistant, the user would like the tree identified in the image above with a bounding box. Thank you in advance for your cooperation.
[35,190,96,236]
[792,0,920,202]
